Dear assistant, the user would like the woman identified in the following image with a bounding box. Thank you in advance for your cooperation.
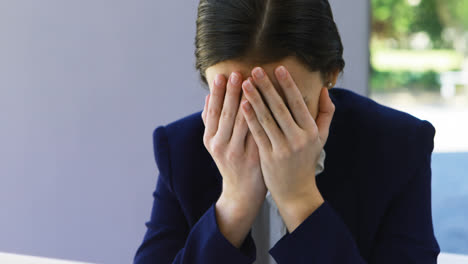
[134,0,440,263]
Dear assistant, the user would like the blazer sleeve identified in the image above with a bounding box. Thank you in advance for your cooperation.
[268,120,440,263]
[133,126,257,264]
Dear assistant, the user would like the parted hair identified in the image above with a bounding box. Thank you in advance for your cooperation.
[195,0,345,89]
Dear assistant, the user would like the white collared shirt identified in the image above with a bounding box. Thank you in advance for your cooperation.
[251,148,326,264]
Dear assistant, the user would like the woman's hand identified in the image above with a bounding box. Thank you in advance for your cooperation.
[240,66,336,232]
[201,72,267,247]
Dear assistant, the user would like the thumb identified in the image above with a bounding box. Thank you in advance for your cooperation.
[315,88,335,143]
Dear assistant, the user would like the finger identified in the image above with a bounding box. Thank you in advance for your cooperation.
[230,93,249,152]
[251,67,299,138]
[274,65,315,131]
[245,131,259,158]
[202,94,210,125]
[206,74,226,138]
[216,72,243,143]
[315,87,335,143]
[241,99,272,152]
[242,77,285,149]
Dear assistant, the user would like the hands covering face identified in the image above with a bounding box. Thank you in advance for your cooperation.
[238,66,335,206]
[202,65,335,217]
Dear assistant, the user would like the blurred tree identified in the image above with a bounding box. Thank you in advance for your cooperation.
[437,0,468,53]
[370,0,468,92]
[371,0,468,49]
[372,0,415,41]
[437,0,468,29]
[411,0,443,48]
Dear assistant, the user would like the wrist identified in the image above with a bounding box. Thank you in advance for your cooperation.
[273,181,320,206]
[220,183,264,208]
[217,191,263,217]
[215,193,257,249]
[275,188,325,233]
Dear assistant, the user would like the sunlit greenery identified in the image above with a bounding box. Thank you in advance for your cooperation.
[371,49,463,72]
[371,0,468,92]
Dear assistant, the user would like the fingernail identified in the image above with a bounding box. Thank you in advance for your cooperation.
[243,79,253,92]
[253,67,264,80]
[215,74,223,87]
[277,66,287,80]
[230,73,239,85]
[242,100,251,110]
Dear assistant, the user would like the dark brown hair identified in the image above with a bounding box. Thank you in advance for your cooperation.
[195,0,345,89]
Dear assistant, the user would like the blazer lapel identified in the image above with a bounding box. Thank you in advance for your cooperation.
[317,89,360,245]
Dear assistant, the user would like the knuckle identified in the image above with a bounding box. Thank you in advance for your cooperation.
[262,83,272,92]
[283,80,293,90]
[237,114,246,126]
[291,137,307,152]
[203,134,210,148]
[309,126,319,138]
[221,109,234,120]
[251,91,262,104]
[275,147,291,160]
[252,125,263,136]
[210,141,224,155]
[225,149,239,162]
[234,113,241,123]
[208,106,219,117]
[276,103,288,116]
[293,98,304,108]
[259,113,272,125]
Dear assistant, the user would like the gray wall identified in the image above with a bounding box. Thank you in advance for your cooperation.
[329,0,370,96]
[0,1,369,263]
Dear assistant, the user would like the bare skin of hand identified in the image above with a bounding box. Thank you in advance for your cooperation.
[240,66,336,233]
[201,72,267,248]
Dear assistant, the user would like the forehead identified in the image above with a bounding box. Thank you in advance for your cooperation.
[205,56,320,88]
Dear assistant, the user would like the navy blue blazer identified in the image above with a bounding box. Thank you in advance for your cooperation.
[134,88,440,263]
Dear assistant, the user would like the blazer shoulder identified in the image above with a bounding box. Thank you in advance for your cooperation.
[331,88,436,174]
[331,88,436,202]
[153,110,204,150]
[331,87,435,143]
[152,110,206,164]
[151,110,206,191]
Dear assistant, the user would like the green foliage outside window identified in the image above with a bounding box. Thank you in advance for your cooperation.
[371,0,467,92]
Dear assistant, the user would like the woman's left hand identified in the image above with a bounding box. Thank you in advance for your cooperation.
[240,65,336,232]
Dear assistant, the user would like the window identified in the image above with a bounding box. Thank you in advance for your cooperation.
[370,0,468,255]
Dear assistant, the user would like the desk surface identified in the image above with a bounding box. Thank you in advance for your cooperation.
[0,252,94,264]
[438,252,468,264]
[1,251,467,263]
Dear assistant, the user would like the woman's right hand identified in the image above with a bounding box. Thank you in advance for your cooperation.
[201,72,267,247]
